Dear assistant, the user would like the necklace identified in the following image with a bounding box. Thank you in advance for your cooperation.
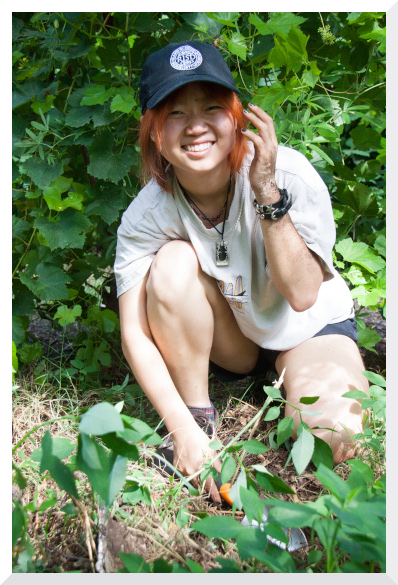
[179,176,232,267]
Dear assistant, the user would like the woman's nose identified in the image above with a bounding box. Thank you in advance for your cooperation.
[185,115,208,134]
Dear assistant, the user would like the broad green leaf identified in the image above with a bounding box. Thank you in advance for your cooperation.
[176,507,190,529]
[254,81,294,114]
[65,106,94,128]
[347,460,374,490]
[31,437,76,463]
[263,385,282,399]
[54,304,82,326]
[79,403,125,436]
[193,515,243,539]
[181,13,224,37]
[221,455,236,484]
[43,176,73,204]
[119,553,151,573]
[120,416,163,445]
[356,318,381,351]
[264,405,281,422]
[310,144,334,166]
[350,125,381,151]
[342,389,369,400]
[225,33,247,60]
[335,183,378,217]
[81,85,114,106]
[291,427,314,475]
[19,262,69,302]
[253,469,295,494]
[101,433,140,460]
[12,315,27,346]
[40,432,78,498]
[276,416,294,446]
[34,209,91,250]
[239,488,265,524]
[235,526,269,560]
[243,440,269,454]
[110,87,137,114]
[302,61,321,88]
[249,12,306,35]
[362,371,386,387]
[267,500,319,528]
[12,503,26,548]
[205,12,240,26]
[12,340,19,377]
[335,238,385,274]
[22,158,63,190]
[88,131,134,183]
[314,463,351,502]
[268,26,308,73]
[311,436,334,470]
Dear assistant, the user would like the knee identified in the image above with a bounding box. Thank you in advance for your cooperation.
[147,240,199,304]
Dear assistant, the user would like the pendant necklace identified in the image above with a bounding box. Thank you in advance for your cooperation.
[180,176,232,266]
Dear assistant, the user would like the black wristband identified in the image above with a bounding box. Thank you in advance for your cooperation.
[253,188,292,220]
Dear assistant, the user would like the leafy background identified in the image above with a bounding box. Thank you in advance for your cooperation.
[12,11,385,379]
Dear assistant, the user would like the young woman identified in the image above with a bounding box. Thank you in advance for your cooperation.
[115,41,369,503]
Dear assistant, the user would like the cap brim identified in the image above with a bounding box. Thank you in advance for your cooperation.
[145,75,241,111]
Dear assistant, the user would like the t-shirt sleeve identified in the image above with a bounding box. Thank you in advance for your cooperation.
[114,185,188,297]
[276,148,337,279]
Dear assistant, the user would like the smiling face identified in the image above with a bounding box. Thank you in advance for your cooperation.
[158,82,237,182]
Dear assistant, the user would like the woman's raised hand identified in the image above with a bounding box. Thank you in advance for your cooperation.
[242,103,280,204]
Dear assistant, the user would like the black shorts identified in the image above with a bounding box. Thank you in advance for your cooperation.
[209,317,358,383]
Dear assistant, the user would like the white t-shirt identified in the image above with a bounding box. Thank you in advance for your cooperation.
[115,145,354,351]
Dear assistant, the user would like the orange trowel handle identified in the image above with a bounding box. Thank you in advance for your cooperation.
[215,474,234,506]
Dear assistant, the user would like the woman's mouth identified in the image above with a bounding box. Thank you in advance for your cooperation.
[182,141,214,152]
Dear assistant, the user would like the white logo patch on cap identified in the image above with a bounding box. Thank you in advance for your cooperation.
[170,45,203,71]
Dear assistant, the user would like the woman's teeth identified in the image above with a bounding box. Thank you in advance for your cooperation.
[184,142,213,152]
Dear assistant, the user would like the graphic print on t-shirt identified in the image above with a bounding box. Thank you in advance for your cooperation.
[217,276,247,314]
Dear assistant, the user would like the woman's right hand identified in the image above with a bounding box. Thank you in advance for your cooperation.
[172,427,222,503]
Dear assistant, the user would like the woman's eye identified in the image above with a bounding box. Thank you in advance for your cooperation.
[207,105,221,111]
[169,110,183,116]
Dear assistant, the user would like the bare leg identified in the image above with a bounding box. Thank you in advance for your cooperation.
[146,241,259,407]
[275,334,369,465]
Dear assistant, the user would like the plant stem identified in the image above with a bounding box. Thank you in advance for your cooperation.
[12,228,37,278]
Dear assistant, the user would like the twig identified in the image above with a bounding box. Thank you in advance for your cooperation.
[230,368,286,484]
[127,526,189,568]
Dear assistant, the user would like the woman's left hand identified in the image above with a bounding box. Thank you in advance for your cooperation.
[242,104,280,205]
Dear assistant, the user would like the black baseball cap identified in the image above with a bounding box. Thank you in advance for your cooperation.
[139,41,240,113]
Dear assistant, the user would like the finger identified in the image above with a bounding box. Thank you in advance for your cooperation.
[243,106,277,145]
[206,475,221,503]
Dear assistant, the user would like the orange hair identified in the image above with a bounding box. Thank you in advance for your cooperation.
[139,82,250,193]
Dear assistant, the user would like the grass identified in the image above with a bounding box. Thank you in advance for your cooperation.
[12,330,386,574]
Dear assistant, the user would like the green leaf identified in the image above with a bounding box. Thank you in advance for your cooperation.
[193,515,243,539]
[310,144,335,166]
[101,433,140,460]
[350,124,381,151]
[221,455,236,484]
[335,238,385,275]
[34,209,91,250]
[87,131,134,183]
[267,500,319,528]
[314,463,351,502]
[225,33,247,60]
[254,81,294,115]
[19,262,69,302]
[263,386,282,399]
[300,396,319,405]
[77,434,127,507]
[342,389,369,400]
[291,427,314,475]
[40,432,78,498]
[119,553,151,573]
[276,417,294,446]
[253,467,295,494]
[311,436,334,470]
[54,304,82,326]
[79,403,125,436]
[264,405,281,421]
[12,503,26,548]
[205,12,240,26]
[228,468,247,510]
[302,61,321,88]
[120,416,163,446]
[268,26,308,73]
[22,158,63,190]
[362,371,386,387]
[12,315,27,346]
[356,318,381,351]
[31,437,76,463]
[176,507,190,529]
[249,12,307,35]
[239,488,265,524]
[81,85,114,106]
[335,183,378,217]
[235,526,269,560]
[243,440,268,454]
[347,460,374,490]
[110,87,137,114]
[12,340,19,377]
